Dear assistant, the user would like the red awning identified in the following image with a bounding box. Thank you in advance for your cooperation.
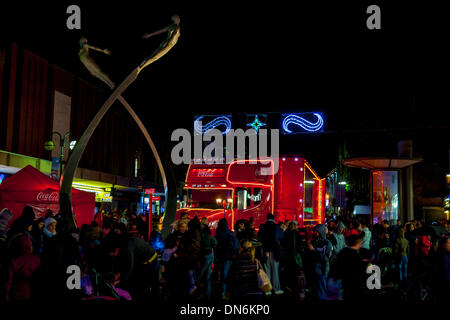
[0,165,95,228]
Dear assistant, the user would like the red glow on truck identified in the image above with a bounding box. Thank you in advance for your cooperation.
[176,156,325,232]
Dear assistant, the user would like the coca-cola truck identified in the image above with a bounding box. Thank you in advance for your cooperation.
[176,156,325,231]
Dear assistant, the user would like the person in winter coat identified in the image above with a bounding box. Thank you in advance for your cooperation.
[359,220,372,260]
[345,220,360,239]
[181,216,203,295]
[416,232,432,258]
[393,228,409,281]
[307,224,332,300]
[235,220,248,242]
[431,236,450,302]
[149,222,165,254]
[38,217,65,300]
[227,239,262,302]
[197,217,217,301]
[258,213,285,295]
[117,233,157,300]
[0,208,14,290]
[7,206,35,239]
[215,218,238,299]
[333,234,364,301]
[4,234,41,301]
[30,218,45,254]
[405,223,417,257]
[0,208,14,242]
[281,221,304,293]
[329,222,347,257]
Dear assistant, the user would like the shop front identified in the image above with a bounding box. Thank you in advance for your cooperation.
[343,156,422,225]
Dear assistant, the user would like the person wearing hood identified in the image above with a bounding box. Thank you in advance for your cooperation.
[329,222,347,257]
[258,213,285,295]
[7,206,35,239]
[307,224,332,300]
[43,217,57,239]
[215,218,239,294]
[38,217,66,300]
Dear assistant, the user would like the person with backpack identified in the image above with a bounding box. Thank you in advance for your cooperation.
[329,222,346,264]
[215,218,238,299]
[307,224,332,300]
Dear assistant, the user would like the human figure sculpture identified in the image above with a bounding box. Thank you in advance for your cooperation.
[140,14,180,69]
[79,37,115,89]
[63,15,181,234]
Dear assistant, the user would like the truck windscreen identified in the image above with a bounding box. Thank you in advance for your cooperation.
[187,189,233,209]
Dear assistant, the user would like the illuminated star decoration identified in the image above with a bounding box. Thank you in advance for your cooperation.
[247,115,266,133]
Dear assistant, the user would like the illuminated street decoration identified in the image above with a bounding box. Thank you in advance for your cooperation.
[282,112,324,133]
[246,114,267,133]
[194,115,232,135]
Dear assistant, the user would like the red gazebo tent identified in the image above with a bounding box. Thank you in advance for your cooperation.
[0,165,95,228]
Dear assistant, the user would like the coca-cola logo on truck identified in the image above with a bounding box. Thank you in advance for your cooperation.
[36,190,59,202]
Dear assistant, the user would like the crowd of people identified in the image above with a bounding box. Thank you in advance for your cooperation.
[0,206,449,303]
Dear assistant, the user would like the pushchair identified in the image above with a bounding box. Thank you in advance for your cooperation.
[374,247,396,285]
[82,269,122,301]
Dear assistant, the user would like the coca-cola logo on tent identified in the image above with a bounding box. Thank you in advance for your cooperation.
[36,190,59,202]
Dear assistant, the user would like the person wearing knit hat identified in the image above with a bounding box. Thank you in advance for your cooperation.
[43,217,57,238]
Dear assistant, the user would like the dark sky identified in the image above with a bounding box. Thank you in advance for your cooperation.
[1,1,449,176]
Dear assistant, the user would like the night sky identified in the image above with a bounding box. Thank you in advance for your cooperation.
[1,1,449,177]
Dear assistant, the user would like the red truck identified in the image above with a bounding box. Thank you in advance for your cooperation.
[176,156,325,231]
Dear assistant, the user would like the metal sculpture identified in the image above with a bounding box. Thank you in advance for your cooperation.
[60,15,180,232]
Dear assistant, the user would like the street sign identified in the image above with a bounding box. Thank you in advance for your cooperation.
[145,188,155,195]
[51,157,60,180]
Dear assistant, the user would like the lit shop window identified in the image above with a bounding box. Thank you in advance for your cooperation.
[134,158,138,178]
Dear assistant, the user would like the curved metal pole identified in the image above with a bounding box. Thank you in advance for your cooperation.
[59,69,139,230]
[117,95,168,196]
[116,95,178,238]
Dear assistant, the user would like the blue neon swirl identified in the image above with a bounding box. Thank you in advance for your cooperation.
[282,113,324,133]
[194,116,232,134]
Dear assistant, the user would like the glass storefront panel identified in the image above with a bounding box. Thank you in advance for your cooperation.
[372,170,399,224]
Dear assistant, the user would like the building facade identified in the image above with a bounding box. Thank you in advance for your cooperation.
[0,43,164,215]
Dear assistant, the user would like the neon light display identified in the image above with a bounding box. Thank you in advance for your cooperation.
[282,112,324,133]
[246,114,267,133]
[194,115,232,135]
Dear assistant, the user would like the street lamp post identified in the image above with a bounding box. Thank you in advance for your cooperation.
[45,132,76,180]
